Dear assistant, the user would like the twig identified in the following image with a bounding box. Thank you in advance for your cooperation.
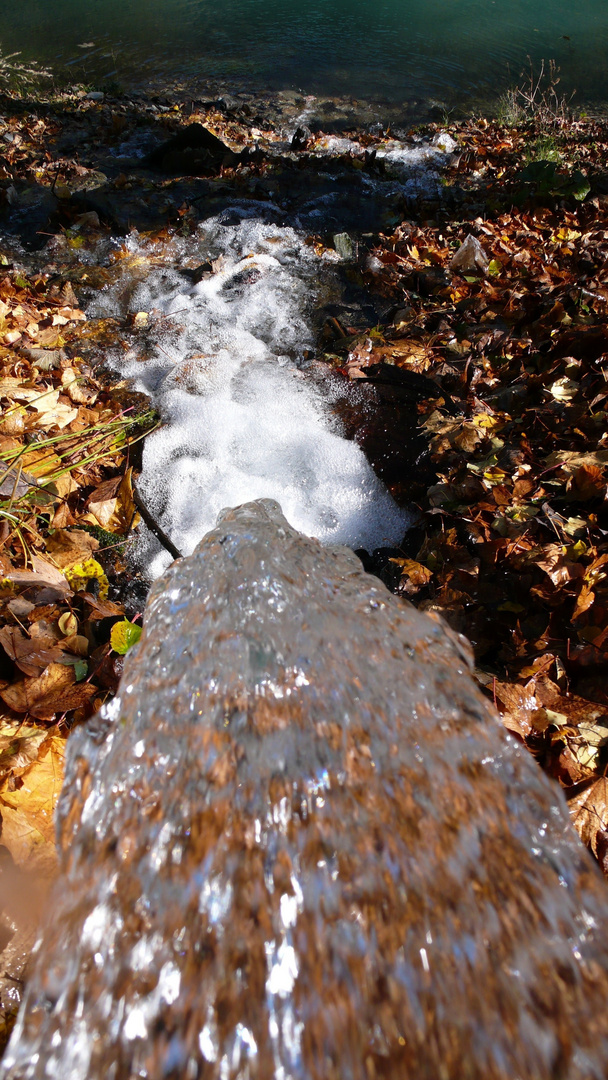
[132,481,183,561]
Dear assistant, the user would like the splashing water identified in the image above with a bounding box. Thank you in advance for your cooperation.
[3,500,608,1080]
[90,217,410,577]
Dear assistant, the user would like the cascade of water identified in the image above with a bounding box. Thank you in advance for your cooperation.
[3,500,608,1080]
[90,216,410,578]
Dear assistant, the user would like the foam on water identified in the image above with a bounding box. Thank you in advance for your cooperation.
[90,216,410,577]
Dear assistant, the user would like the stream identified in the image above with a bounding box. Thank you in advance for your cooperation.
[3,499,608,1079]
[89,216,410,578]
[60,132,457,577]
[3,117,608,1079]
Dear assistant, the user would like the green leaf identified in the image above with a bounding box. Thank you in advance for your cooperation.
[570,170,591,201]
[74,659,88,682]
[110,619,142,655]
[487,259,502,276]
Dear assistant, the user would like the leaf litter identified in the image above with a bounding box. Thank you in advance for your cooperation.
[0,258,156,895]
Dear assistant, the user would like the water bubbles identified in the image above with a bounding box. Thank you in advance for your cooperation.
[90,218,409,578]
[265,941,299,997]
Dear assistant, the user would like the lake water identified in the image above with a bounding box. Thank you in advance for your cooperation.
[3,0,608,115]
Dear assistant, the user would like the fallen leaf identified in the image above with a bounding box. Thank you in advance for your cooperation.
[0,722,48,785]
[0,626,64,678]
[82,594,124,619]
[0,731,66,872]
[0,663,96,720]
[389,558,433,593]
[569,777,608,861]
[566,466,607,502]
[110,619,142,655]
[549,377,579,402]
[45,529,99,570]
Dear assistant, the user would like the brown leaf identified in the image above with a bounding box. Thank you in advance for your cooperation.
[569,777,608,862]
[45,529,99,571]
[61,367,98,406]
[566,465,607,503]
[389,558,433,594]
[84,475,121,527]
[535,545,585,586]
[0,626,64,678]
[493,680,541,739]
[572,582,595,621]
[3,565,72,604]
[82,594,124,619]
[0,722,48,786]
[82,467,139,534]
[0,663,96,720]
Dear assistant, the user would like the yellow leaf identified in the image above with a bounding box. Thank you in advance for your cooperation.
[550,227,581,243]
[0,733,66,873]
[65,558,109,600]
[110,619,142,654]
[472,413,505,431]
[565,540,587,560]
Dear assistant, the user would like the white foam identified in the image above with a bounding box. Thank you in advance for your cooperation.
[374,139,450,196]
[90,218,409,577]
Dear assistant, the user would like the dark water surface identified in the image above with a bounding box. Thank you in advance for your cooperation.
[4,0,608,113]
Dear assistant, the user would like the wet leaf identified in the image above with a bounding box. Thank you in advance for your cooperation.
[110,619,142,655]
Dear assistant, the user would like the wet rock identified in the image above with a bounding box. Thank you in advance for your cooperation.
[0,184,58,248]
[333,370,435,492]
[4,499,608,1080]
[290,125,310,152]
[332,231,356,261]
[144,122,240,175]
[214,95,241,114]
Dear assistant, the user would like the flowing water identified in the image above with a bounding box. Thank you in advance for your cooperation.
[3,0,608,115]
[3,500,608,1080]
[88,189,438,575]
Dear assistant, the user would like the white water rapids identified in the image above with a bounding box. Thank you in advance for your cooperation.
[91,215,410,577]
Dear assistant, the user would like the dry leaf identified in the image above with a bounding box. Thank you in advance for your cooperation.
[569,777,608,862]
[0,732,66,873]
[0,722,48,785]
[0,663,96,720]
[3,566,72,604]
[81,467,138,533]
[0,626,64,678]
[45,529,99,571]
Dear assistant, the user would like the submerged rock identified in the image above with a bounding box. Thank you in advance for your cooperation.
[3,499,608,1079]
